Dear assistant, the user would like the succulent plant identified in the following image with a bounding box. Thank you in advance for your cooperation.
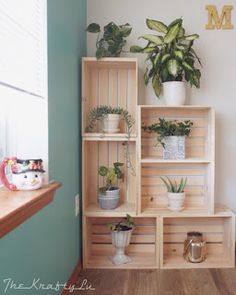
[160,176,187,193]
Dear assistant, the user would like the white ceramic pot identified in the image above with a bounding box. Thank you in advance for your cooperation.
[168,192,185,212]
[163,81,186,106]
[103,114,120,133]
[163,136,185,160]
[110,229,132,265]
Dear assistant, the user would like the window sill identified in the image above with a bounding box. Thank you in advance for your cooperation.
[0,181,62,238]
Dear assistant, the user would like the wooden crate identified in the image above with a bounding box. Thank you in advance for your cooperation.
[160,213,235,269]
[140,106,215,161]
[83,216,158,269]
[140,162,214,214]
[83,140,137,216]
[82,57,138,136]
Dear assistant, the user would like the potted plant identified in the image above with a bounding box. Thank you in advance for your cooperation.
[86,106,135,174]
[108,214,135,265]
[86,105,133,135]
[86,22,132,59]
[98,162,124,210]
[160,176,187,211]
[130,18,201,105]
[142,118,193,159]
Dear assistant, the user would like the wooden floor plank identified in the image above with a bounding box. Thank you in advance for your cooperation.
[72,266,236,295]
[180,269,220,295]
[124,269,159,295]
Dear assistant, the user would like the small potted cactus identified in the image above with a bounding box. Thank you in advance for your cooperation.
[108,214,135,265]
[98,162,124,210]
[161,176,187,211]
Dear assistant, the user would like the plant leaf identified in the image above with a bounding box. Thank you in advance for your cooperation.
[130,45,143,53]
[182,34,199,41]
[160,177,171,192]
[174,50,184,60]
[152,75,162,98]
[161,53,171,63]
[164,22,181,44]
[146,19,168,33]
[166,59,180,77]
[86,23,100,33]
[166,176,175,192]
[140,34,163,45]
[119,25,132,37]
[154,52,162,66]
[182,61,194,72]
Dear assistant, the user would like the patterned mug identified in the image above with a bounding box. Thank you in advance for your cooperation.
[0,157,45,191]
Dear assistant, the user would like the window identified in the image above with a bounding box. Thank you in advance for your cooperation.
[0,0,48,174]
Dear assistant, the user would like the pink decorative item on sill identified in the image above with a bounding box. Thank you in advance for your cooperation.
[0,157,45,191]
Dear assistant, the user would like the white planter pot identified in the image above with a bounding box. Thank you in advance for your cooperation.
[98,188,120,210]
[110,229,132,265]
[168,192,185,212]
[163,81,186,106]
[103,114,120,133]
[163,136,185,160]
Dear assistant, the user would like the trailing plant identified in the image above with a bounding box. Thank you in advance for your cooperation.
[107,214,135,232]
[86,106,135,174]
[86,105,133,137]
[142,118,193,148]
[130,18,201,97]
[98,162,124,193]
[86,22,132,59]
[160,176,187,193]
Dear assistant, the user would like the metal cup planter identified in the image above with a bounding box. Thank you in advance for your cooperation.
[98,188,120,210]
[163,136,185,160]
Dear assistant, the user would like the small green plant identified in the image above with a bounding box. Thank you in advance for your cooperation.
[86,105,133,138]
[87,106,135,174]
[142,118,193,148]
[130,18,201,97]
[160,176,187,193]
[86,22,132,59]
[98,162,124,193]
[108,214,135,231]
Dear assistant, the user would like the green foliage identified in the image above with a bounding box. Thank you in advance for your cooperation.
[86,105,133,137]
[86,105,135,175]
[130,18,201,98]
[98,162,124,192]
[142,118,193,148]
[160,176,187,193]
[107,214,135,231]
[86,22,132,59]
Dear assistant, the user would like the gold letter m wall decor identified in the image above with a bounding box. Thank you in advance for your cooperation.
[206,5,234,30]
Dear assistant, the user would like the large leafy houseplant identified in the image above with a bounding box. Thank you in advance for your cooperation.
[130,18,201,97]
[86,22,132,59]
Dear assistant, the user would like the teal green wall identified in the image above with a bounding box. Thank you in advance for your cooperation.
[0,1,86,294]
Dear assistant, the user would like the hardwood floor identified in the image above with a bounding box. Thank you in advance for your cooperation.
[73,267,236,295]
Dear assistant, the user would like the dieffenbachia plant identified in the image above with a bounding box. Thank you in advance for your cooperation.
[130,18,201,97]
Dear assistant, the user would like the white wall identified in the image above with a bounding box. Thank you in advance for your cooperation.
[87,0,236,212]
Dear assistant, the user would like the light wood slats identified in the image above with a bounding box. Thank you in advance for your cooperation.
[161,216,235,269]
